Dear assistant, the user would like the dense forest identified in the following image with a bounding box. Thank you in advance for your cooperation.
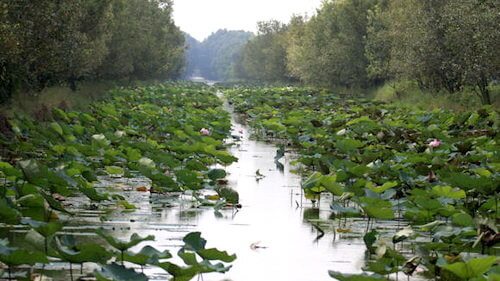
[236,0,499,104]
[1,0,498,105]
[183,30,253,81]
[0,0,184,103]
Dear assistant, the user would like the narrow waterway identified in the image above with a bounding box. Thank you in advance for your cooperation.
[116,95,368,281]
[148,96,367,281]
[25,92,370,281]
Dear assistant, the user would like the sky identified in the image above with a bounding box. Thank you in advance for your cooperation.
[173,0,324,41]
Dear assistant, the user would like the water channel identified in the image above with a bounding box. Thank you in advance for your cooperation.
[9,92,415,281]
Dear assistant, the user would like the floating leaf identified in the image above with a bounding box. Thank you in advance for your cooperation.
[442,256,497,280]
[328,271,387,281]
[95,263,148,281]
[96,229,155,252]
[105,166,124,176]
[207,169,227,181]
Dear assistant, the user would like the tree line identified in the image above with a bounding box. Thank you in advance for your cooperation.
[236,0,499,104]
[184,30,253,81]
[0,0,184,103]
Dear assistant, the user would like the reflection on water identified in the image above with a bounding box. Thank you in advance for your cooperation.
[110,99,367,281]
[9,96,371,281]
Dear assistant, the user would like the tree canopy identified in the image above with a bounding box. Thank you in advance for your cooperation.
[0,0,184,102]
[236,0,499,104]
[184,29,253,81]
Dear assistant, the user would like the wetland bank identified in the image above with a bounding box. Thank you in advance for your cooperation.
[1,84,497,281]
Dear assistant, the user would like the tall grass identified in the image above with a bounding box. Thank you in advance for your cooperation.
[370,80,500,111]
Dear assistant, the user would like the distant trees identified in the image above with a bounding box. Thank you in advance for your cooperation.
[184,30,253,81]
[236,0,499,104]
[0,0,184,102]
[237,20,289,82]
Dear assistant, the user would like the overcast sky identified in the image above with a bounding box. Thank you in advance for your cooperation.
[173,0,323,41]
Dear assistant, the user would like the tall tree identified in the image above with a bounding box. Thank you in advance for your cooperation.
[441,0,499,104]
[286,0,376,87]
[184,30,253,81]
[98,0,184,80]
[238,20,289,82]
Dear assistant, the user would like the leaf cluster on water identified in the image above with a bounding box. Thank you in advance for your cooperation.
[0,83,237,280]
[225,86,499,280]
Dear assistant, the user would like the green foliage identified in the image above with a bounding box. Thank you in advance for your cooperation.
[441,256,498,281]
[234,0,498,105]
[238,20,291,82]
[0,0,184,102]
[226,85,499,280]
[328,271,387,281]
[0,83,237,279]
[96,230,154,253]
[94,263,148,281]
[184,30,253,81]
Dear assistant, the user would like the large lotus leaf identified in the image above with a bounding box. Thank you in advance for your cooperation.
[123,245,172,265]
[431,185,466,199]
[328,271,387,281]
[0,162,22,178]
[216,187,239,204]
[79,186,109,202]
[0,249,48,266]
[55,238,112,264]
[363,230,378,252]
[96,229,155,251]
[22,218,62,238]
[105,166,124,176]
[17,194,45,208]
[442,256,497,280]
[366,181,398,194]
[359,197,394,219]
[157,262,199,281]
[212,150,238,165]
[336,138,364,153]
[49,122,64,136]
[330,202,360,217]
[207,169,226,181]
[148,173,179,191]
[150,152,181,169]
[302,172,322,190]
[158,261,232,281]
[175,169,202,189]
[95,263,148,281]
[19,160,49,186]
[440,172,494,193]
[0,199,21,224]
[186,159,208,171]
[320,174,344,196]
[52,108,70,122]
[364,256,403,275]
[182,232,206,252]
[451,212,474,227]
[196,260,233,274]
[126,148,142,162]
[178,249,198,266]
[412,196,442,211]
[197,248,236,263]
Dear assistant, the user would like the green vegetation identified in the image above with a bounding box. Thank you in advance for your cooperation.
[236,0,499,105]
[0,0,184,103]
[0,83,237,280]
[225,86,499,280]
[184,30,253,81]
